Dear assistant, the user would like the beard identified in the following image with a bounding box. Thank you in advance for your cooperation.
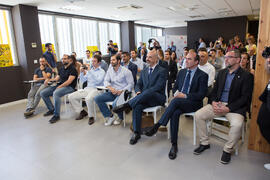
[63,62,69,66]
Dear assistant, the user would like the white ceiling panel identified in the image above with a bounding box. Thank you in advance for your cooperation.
[0,0,261,27]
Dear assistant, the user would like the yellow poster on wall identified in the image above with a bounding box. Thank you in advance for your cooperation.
[42,44,56,53]
[86,46,99,57]
[0,44,13,67]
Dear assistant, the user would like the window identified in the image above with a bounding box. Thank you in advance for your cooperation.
[38,14,55,46]
[0,9,18,66]
[109,23,121,50]
[98,22,108,55]
[55,17,72,58]
[72,18,98,58]
[135,26,163,48]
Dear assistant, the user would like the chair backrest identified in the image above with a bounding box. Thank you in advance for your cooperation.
[165,80,169,106]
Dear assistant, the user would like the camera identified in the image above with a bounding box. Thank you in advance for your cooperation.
[262,46,270,58]
[148,38,161,50]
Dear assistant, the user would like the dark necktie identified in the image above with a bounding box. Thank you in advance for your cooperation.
[149,67,153,75]
[182,70,191,94]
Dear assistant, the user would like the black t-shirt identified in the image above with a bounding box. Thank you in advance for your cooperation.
[58,65,78,89]
[34,67,52,84]
[108,45,118,55]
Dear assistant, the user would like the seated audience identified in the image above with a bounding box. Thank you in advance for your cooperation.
[107,40,118,56]
[214,36,227,50]
[198,48,215,91]
[240,52,255,75]
[24,57,52,117]
[164,50,178,97]
[143,51,208,160]
[194,49,254,164]
[94,51,109,72]
[121,52,138,86]
[198,38,206,49]
[216,47,226,69]
[179,47,189,69]
[209,49,223,74]
[234,35,243,49]
[112,50,167,144]
[140,47,147,63]
[68,55,105,125]
[71,54,82,75]
[40,54,78,123]
[130,50,144,72]
[226,39,236,53]
[94,54,134,126]
[83,50,92,66]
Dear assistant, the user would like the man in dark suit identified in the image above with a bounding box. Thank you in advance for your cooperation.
[113,50,167,145]
[193,49,254,164]
[144,51,209,160]
[164,50,178,97]
[121,52,138,86]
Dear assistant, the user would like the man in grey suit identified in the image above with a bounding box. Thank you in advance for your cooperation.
[113,50,167,145]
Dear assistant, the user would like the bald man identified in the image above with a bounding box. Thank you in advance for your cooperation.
[113,50,167,145]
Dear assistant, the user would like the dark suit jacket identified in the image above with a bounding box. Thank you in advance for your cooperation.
[168,59,178,83]
[173,67,208,109]
[121,61,138,85]
[158,60,169,79]
[135,64,167,104]
[209,67,254,116]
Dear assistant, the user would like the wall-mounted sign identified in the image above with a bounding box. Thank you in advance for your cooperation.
[0,44,13,67]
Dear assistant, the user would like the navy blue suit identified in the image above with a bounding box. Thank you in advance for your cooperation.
[121,61,138,86]
[158,67,208,144]
[129,64,167,133]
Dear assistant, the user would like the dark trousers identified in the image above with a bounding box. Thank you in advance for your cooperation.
[158,98,200,144]
[129,91,165,134]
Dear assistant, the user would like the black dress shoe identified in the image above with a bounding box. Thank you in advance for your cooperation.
[193,144,210,155]
[144,123,160,137]
[43,110,54,116]
[76,109,88,120]
[220,151,231,164]
[168,145,178,160]
[49,115,60,124]
[88,117,95,125]
[112,102,131,113]
[129,133,141,145]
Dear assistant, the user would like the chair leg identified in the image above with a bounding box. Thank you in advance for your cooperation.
[64,95,67,113]
[193,116,196,145]
[123,111,126,127]
[241,122,245,143]
[167,121,170,139]
[154,111,157,136]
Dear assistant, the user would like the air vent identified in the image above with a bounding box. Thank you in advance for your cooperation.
[117,4,143,10]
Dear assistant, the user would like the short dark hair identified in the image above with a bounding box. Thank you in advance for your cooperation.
[109,40,113,43]
[183,47,189,51]
[45,43,52,48]
[195,54,200,62]
[210,48,216,53]
[131,50,137,54]
[122,51,130,57]
[230,49,241,58]
[198,47,207,52]
[86,50,90,53]
[93,55,102,62]
[95,51,102,55]
[112,54,121,61]
[241,52,250,60]
[165,50,171,55]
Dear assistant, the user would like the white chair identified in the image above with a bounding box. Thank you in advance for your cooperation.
[143,81,168,137]
[211,116,245,155]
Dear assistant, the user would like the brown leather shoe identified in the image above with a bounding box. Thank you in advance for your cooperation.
[88,117,95,125]
[76,110,88,120]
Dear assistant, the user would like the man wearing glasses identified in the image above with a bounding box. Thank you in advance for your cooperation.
[193,49,254,164]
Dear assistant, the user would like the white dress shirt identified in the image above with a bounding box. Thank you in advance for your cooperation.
[198,62,215,87]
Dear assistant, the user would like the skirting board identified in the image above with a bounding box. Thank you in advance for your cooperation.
[0,99,27,109]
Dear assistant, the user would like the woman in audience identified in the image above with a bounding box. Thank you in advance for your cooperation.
[71,55,82,75]
[234,35,243,49]
[245,35,257,55]
[226,39,236,53]
[207,41,214,52]
[171,51,177,62]
[158,49,164,61]
[214,36,227,50]
[240,52,255,75]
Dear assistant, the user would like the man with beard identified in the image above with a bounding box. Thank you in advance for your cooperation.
[94,54,134,126]
[112,50,167,145]
[40,54,78,123]
[257,46,270,170]
[193,49,254,164]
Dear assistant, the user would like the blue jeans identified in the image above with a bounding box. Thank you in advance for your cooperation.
[94,92,123,120]
[40,85,74,117]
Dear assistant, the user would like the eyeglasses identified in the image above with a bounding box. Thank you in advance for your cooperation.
[224,56,237,59]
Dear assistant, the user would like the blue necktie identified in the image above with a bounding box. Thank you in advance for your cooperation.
[149,67,153,75]
[182,70,191,94]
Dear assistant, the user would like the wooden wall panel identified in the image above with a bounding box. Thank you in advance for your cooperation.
[248,0,270,153]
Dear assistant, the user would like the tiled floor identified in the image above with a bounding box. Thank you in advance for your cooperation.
[0,101,269,180]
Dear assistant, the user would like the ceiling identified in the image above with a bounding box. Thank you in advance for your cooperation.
[0,0,261,28]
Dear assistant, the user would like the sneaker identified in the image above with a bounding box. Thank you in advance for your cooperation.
[105,115,116,126]
[264,163,270,170]
[24,108,34,116]
[113,117,123,125]
[220,151,231,164]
